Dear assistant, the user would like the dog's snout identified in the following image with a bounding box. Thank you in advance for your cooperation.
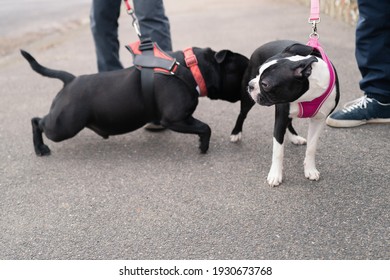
[248,79,256,93]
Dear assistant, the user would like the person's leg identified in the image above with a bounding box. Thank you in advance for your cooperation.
[326,0,390,127]
[133,0,172,51]
[356,0,390,103]
[133,0,172,130]
[90,0,123,72]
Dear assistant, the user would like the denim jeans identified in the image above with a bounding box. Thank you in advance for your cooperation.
[356,0,390,102]
[90,0,172,72]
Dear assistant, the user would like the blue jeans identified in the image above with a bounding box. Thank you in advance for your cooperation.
[133,0,172,52]
[356,0,390,103]
[90,0,172,72]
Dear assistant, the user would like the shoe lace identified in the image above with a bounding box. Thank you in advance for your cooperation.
[342,96,373,113]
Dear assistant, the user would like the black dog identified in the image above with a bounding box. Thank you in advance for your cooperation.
[21,48,248,156]
[231,40,339,186]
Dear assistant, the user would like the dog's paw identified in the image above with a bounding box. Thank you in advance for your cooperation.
[289,134,307,145]
[230,132,242,143]
[304,167,320,181]
[35,144,51,156]
[199,138,209,154]
[199,143,209,154]
[267,175,283,187]
[267,170,283,187]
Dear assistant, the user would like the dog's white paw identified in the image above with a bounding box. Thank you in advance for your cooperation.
[230,132,242,143]
[289,134,307,145]
[267,174,283,187]
[304,167,320,181]
[267,169,283,187]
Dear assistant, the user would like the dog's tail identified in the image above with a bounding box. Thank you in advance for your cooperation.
[20,50,75,85]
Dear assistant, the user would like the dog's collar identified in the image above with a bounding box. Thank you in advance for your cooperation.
[297,37,336,118]
[183,48,208,97]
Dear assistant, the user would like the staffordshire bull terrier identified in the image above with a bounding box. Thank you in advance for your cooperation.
[21,47,248,156]
[232,40,339,186]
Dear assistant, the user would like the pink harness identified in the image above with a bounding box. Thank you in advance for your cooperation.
[297,37,336,118]
[297,0,336,118]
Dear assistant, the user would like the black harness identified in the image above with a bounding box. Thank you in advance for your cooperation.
[126,38,200,119]
[126,38,176,119]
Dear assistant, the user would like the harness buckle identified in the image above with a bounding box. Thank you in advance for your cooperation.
[139,38,154,52]
[185,54,198,67]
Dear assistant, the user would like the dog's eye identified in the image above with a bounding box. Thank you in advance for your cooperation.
[261,81,269,88]
[261,81,272,93]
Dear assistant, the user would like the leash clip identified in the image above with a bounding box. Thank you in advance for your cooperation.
[123,0,142,37]
[129,11,142,37]
[308,18,320,39]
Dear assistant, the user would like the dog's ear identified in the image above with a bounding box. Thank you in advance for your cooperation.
[293,56,318,78]
[283,43,314,56]
[214,50,232,63]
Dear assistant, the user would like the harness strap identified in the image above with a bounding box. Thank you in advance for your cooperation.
[297,37,336,118]
[126,40,177,73]
[126,38,163,119]
[133,55,177,71]
[140,43,157,119]
[126,41,208,118]
[183,48,208,97]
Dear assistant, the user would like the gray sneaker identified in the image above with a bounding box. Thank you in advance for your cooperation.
[144,120,166,131]
[326,96,390,128]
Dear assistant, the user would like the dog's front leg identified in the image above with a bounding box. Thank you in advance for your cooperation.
[268,137,285,187]
[304,118,325,180]
[162,116,211,154]
[230,92,255,142]
[267,105,290,187]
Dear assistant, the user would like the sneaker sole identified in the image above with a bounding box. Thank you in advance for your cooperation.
[326,117,390,128]
[144,123,166,131]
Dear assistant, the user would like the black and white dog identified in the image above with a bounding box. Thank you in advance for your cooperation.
[231,40,339,187]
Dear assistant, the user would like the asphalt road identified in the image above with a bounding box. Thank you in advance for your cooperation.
[0,0,389,260]
[0,0,90,56]
[0,0,90,36]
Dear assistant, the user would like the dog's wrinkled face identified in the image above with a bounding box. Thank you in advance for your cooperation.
[248,54,318,106]
[214,50,249,102]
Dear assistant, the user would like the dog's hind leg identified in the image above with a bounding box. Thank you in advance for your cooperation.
[162,116,211,154]
[32,117,51,156]
[32,111,86,156]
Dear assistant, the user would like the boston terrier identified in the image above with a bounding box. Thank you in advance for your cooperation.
[233,40,339,186]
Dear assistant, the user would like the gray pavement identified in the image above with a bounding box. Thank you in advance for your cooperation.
[0,0,90,57]
[0,0,389,259]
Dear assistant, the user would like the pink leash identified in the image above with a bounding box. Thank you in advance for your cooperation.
[297,0,336,118]
[309,0,320,22]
